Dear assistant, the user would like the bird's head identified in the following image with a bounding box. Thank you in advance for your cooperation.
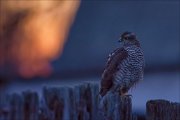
[118,31,139,46]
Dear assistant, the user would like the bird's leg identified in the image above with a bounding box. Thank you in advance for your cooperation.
[120,92,132,97]
[119,89,132,97]
[124,93,132,97]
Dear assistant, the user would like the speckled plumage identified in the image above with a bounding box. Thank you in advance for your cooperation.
[114,44,145,93]
[99,32,145,97]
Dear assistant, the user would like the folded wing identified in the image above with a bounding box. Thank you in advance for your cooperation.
[99,48,128,97]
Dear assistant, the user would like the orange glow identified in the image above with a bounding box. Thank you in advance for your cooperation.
[0,0,80,78]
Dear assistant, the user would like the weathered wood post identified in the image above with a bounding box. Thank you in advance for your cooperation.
[42,82,132,120]
[98,92,132,120]
[42,82,100,120]
[22,91,39,120]
[43,87,66,120]
[120,95,132,120]
[0,91,39,120]
[146,99,180,120]
[0,94,10,120]
[7,93,23,120]
[0,82,134,120]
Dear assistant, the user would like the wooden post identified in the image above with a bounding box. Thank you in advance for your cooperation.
[0,94,10,120]
[99,92,132,120]
[43,87,66,120]
[119,95,132,120]
[22,91,39,120]
[42,82,99,120]
[73,82,98,120]
[132,114,138,120]
[1,82,133,120]
[146,99,180,120]
[0,91,39,120]
[7,93,23,120]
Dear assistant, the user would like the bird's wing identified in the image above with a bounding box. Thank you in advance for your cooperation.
[99,48,128,97]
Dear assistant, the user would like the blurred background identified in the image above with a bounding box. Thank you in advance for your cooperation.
[0,0,180,118]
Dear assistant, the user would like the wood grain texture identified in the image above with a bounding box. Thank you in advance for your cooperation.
[146,99,180,120]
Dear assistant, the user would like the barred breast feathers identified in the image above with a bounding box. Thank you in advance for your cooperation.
[125,45,144,66]
[114,45,145,88]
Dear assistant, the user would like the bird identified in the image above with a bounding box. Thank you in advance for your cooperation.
[99,31,145,97]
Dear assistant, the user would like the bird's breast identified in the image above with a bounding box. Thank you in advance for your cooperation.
[113,46,144,87]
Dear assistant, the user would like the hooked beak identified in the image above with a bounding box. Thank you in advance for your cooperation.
[118,37,123,42]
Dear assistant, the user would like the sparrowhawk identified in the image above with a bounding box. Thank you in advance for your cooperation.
[99,31,145,97]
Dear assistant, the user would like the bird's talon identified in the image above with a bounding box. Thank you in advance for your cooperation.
[126,94,132,98]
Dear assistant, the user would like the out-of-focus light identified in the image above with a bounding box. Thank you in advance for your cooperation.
[0,0,80,78]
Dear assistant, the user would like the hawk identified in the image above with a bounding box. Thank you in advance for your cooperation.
[99,31,145,97]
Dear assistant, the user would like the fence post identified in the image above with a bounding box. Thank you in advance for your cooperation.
[1,82,135,120]
[146,99,180,120]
